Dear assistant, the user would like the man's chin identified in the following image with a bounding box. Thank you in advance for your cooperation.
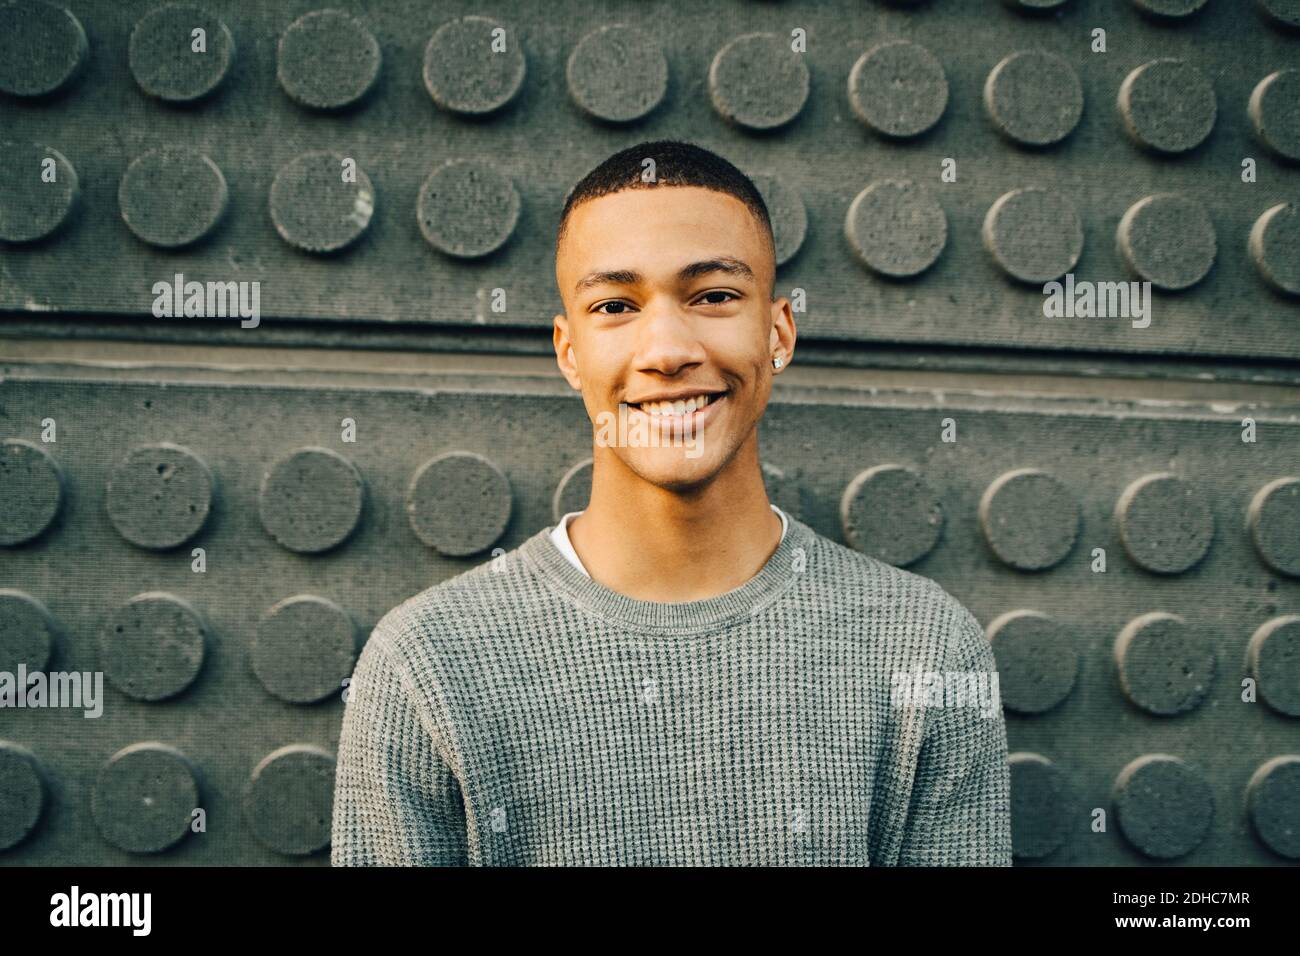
[622,447,724,492]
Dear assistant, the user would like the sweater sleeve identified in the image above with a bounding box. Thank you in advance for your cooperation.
[896,606,1013,866]
[331,624,469,866]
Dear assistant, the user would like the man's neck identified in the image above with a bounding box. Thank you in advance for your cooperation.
[566,441,784,602]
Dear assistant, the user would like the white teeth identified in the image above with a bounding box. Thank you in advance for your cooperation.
[632,393,719,417]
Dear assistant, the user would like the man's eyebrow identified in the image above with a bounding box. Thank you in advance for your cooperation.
[574,269,641,293]
[573,257,756,294]
[677,257,755,283]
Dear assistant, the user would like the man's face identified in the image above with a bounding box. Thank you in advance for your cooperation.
[553,185,795,492]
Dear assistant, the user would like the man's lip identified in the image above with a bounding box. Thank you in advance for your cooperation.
[624,392,727,431]
[624,389,727,406]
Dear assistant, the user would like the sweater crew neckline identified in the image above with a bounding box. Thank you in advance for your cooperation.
[519,512,813,633]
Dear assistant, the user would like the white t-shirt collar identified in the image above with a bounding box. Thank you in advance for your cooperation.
[549,505,789,579]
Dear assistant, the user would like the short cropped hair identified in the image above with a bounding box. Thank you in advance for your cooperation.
[557,140,775,261]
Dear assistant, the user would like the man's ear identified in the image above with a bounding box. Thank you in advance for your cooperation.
[553,312,583,391]
[768,296,797,371]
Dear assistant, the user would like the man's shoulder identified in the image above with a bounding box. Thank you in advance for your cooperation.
[799,521,983,657]
[804,523,975,616]
[368,533,544,659]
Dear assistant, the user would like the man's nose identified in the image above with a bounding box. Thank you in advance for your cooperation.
[633,297,706,374]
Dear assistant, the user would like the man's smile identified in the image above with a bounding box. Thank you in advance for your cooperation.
[622,389,728,439]
[624,388,726,415]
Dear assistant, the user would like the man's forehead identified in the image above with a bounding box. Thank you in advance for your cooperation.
[565,185,757,233]
[556,186,772,281]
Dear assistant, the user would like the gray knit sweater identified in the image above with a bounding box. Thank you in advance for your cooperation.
[331,514,1012,866]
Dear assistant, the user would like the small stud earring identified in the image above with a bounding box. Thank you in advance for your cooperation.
[772,355,783,369]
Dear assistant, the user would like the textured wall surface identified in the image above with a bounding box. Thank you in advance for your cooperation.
[1,0,1297,357]
[1,0,1298,867]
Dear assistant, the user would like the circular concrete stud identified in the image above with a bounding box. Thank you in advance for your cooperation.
[709,33,809,131]
[984,50,1083,147]
[1249,70,1300,162]
[270,151,374,254]
[129,4,234,103]
[979,468,1079,571]
[1249,203,1300,297]
[1132,0,1208,16]
[1257,0,1300,28]
[0,142,78,243]
[99,592,207,702]
[258,447,364,554]
[1115,612,1215,715]
[0,743,46,852]
[988,610,1078,714]
[1114,754,1213,859]
[105,443,214,550]
[1009,753,1070,860]
[416,160,519,259]
[566,25,666,123]
[1247,615,1300,717]
[252,595,356,704]
[840,464,944,567]
[1001,0,1071,9]
[0,0,87,97]
[407,451,512,557]
[848,40,947,139]
[1118,59,1216,154]
[846,180,946,279]
[0,439,63,546]
[1249,477,1300,575]
[1117,194,1216,291]
[244,744,334,856]
[91,743,198,854]
[422,16,524,115]
[983,188,1082,284]
[749,173,807,267]
[1247,756,1300,859]
[1116,473,1214,574]
[552,458,593,523]
[277,9,380,111]
[119,148,227,248]
[0,589,56,674]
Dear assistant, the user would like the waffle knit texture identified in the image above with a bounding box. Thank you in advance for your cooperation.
[331,514,1012,866]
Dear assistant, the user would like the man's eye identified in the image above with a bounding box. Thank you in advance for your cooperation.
[696,291,737,305]
[594,301,632,315]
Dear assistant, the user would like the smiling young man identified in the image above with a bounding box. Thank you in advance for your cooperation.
[332,140,1012,866]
